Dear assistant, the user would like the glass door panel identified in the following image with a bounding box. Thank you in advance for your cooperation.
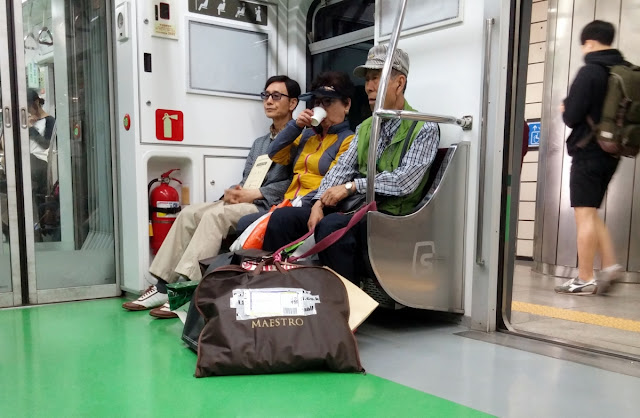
[1,1,17,307]
[0,39,12,301]
[1,0,118,305]
[23,0,117,296]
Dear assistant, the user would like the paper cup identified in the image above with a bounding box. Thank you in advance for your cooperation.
[310,107,327,127]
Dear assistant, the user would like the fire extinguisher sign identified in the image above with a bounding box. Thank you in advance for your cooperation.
[155,109,184,141]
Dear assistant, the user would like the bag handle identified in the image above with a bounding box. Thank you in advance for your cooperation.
[274,201,377,262]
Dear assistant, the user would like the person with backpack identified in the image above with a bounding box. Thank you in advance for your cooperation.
[555,20,633,295]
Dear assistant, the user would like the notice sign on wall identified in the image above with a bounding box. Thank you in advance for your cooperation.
[156,109,184,141]
[528,121,541,147]
[190,0,268,26]
[152,0,178,39]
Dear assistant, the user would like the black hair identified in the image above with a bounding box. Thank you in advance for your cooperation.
[580,20,615,46]
[27,88,45,106]
[264,75,301,99]
[310,71,355,105]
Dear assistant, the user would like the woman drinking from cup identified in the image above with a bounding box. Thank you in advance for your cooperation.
[235,71,355,235]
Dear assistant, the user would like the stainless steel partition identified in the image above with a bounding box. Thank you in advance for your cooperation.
[368,143,469,311]
[533,0,640,283]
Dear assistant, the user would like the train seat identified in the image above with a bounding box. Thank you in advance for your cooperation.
[363,141,470,311]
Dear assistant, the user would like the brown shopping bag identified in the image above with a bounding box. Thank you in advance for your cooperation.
[194,261,364,377]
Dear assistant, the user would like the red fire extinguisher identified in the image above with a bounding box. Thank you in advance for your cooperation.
[148,169,182,254]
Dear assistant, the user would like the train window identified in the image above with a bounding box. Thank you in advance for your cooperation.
[377,0,462,40]
[311,0,374,42]
[308,1,374,130]
[188,21,268,97]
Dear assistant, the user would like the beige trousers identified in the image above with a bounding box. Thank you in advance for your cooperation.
[149,201,259,283]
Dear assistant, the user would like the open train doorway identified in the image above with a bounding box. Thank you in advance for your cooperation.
[501,0,640,360]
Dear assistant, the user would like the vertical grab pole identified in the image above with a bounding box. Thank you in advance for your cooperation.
[366,0,409,204]
[476,18,495,266]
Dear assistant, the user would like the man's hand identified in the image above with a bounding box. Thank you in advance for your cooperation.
[320,184,350,207]
[307,200,324,231]
[295,109,314,128]
[222,185,262,204]
[559,103,565,114]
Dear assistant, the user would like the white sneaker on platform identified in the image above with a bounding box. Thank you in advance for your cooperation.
[122,285,168,311]
[596,264,623,295]
[554,278,596,295]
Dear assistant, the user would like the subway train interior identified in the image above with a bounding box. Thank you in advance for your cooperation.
[1,0,639,416]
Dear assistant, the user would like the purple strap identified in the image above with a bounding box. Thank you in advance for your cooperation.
[274,201,377,262]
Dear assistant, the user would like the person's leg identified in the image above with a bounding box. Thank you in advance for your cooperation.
[556,159,599,295]
[148,202,215,283]
[314,213,359,282]
[236,211,267,236]
[174,202,259,281]
[575,207,598,281]
[594,156,622,294]
[124,202,215,311]
[595,215,617,268]
[263,206,312,251]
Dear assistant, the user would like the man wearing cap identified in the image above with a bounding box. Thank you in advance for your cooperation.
[264,45,440,283]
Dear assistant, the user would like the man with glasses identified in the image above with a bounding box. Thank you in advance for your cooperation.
[123,75,300,318]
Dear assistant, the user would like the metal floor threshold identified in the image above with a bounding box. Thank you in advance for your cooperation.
[457,330,640,378]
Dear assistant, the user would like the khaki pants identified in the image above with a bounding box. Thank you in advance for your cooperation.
[149,201,259,283]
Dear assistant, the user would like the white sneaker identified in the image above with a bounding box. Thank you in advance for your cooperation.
[554,278,596,295]
[122,285,168,311]
[596,264,623,295]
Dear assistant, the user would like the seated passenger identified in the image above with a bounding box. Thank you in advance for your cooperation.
[236,71,355,233]
[263,46,440,282]
[122,75,300,316]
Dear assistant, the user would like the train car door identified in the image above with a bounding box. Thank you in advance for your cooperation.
[0,0,118,307]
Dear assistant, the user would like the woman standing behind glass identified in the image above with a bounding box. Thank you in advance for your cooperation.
[27,89,55,197]
[27,89,57,240]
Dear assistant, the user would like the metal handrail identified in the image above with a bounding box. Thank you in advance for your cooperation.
[375,109,473,129]
[475,18,495,266]
[366,0,473,204]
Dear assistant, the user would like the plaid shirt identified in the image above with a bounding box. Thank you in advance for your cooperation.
[314,118,440,199]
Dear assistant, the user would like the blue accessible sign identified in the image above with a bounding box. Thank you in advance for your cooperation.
[528,122,540,147]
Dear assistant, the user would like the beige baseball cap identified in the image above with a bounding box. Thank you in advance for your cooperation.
[353,45,410,78]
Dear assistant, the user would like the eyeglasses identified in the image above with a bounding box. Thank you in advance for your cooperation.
[313,97,337,107]
[260,91,290,101]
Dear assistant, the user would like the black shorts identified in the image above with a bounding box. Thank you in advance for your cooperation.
[570,156,620,208]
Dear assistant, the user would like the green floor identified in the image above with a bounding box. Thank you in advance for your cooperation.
[1,298,490,417]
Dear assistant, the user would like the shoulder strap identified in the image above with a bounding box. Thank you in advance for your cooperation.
[398,121,418,163]
[273,201,377,262]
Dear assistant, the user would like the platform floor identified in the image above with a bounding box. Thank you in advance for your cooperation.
[511,261,640,357]
[2,298,640,417]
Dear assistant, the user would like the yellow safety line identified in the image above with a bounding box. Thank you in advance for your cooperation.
[512,301,640,333]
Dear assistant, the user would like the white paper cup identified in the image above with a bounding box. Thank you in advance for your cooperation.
[310,107,327,127]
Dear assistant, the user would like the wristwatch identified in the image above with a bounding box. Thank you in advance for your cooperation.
[345,181,356,195]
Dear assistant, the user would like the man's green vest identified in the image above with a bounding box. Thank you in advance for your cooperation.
[356,101,431,215]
